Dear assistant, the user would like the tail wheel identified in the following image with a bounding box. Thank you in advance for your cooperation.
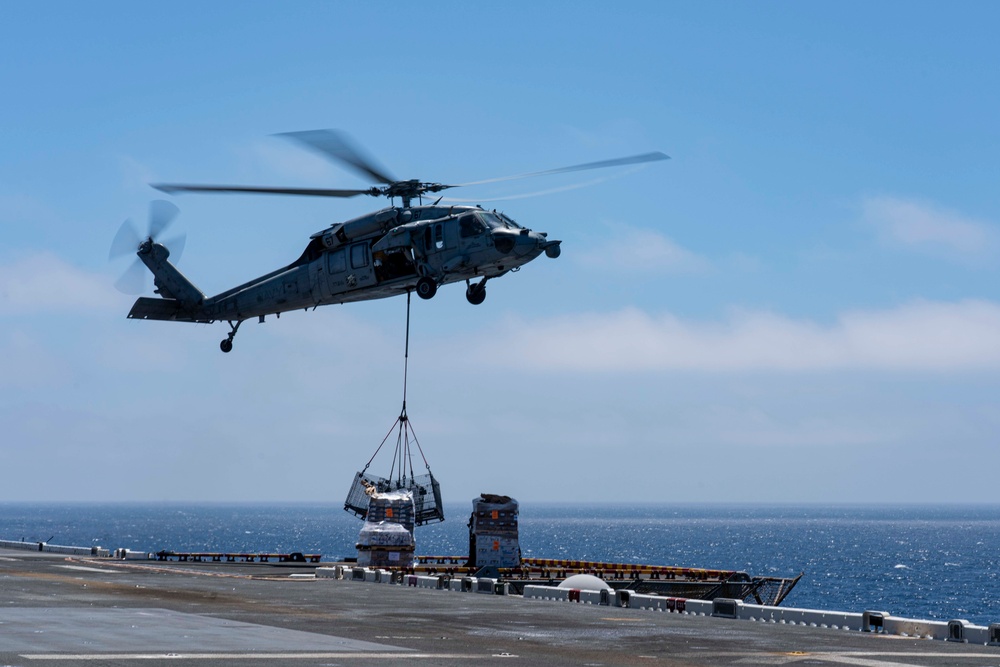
[416,277,437,300]
[220,339,233,353]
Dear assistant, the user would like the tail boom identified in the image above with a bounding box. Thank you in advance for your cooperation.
[128,242,211,322]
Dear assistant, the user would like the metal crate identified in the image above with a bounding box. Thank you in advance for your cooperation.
[344,470,444,526]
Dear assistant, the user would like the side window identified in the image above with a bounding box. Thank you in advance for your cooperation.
[351,243,369,269]
[434,223,444,250]
[327,249,346,273]
[423,226,432,252]
[459,214,485,238]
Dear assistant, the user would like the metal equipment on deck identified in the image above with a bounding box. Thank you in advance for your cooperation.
[467,494,520,568]
[154,551,321,563]
[406,555,802,606]
[350,495,801,607]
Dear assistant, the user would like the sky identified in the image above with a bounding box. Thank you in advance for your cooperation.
[2,2,999,505]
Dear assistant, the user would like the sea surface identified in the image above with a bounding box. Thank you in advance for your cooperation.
[1,502,998,626]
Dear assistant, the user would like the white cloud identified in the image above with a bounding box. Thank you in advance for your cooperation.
[863,195,999,259]
[0,253,118,315]
[462,299,1000,372]
[574,224,708,273]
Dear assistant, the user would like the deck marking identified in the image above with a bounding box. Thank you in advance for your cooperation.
[22,653,480,661]
[712,651,1000,666]
[56,565,118,574]
[813,657,923,667]
[815,656,936,667]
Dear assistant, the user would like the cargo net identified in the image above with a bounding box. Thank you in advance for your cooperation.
[344,291,444,526]
[345,470,443,526]
[746,574,803,607]
[344,407,444,526]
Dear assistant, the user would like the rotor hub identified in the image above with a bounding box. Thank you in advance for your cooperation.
[382,180,449,207]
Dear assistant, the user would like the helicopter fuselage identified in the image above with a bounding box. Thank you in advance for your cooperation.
[119,130,666,352]
[127,204,561,350]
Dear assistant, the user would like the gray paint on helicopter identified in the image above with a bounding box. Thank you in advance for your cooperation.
[117,130,666,353]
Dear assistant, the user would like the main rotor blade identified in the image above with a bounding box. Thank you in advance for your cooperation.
[148,199,179,239]
[275,129,397,185]
[440,167,644,204]
[455,151,671,188]
[109,219,141,260]
[152,184,376,198]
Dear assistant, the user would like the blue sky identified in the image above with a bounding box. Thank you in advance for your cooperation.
[2,2,999,504]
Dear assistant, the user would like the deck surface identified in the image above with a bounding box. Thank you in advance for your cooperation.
[2,548,998,667]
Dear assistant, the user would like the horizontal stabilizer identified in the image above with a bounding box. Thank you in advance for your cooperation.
[127,297,213,323]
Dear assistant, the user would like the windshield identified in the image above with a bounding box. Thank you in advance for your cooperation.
[479,211,521,230]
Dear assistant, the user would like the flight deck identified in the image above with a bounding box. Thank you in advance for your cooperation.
[3,547,999,667]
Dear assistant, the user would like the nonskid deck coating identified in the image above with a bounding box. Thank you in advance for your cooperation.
[0,608,402,653]
[2,548,999,667]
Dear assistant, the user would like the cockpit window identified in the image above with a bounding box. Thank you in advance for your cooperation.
[459,214,486,238]
[350,243,369,269]
[479,211,521,230]
[498,212,522,229]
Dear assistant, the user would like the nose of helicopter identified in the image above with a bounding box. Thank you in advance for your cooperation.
[521,229,561,260]
[493,229,559,260]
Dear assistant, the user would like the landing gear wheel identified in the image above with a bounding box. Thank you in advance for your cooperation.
[466,285,486,305]
[416,276,437,300]
[220,320,242,353]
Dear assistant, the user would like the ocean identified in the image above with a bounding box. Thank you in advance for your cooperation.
[1,502,998,626]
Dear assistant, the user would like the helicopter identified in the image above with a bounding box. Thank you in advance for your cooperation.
[111,130,669,353]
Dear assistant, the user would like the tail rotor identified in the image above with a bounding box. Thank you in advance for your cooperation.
[109,200,185,294]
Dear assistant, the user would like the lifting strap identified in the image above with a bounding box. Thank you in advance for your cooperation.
[360,290,435,482]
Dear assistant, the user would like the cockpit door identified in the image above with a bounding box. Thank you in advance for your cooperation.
[424,219,457,254]
[458,213,488,253]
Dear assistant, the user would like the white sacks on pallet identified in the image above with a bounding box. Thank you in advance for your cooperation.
[356,491,416,568]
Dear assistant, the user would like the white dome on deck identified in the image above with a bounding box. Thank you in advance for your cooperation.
[557,574,612,591]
